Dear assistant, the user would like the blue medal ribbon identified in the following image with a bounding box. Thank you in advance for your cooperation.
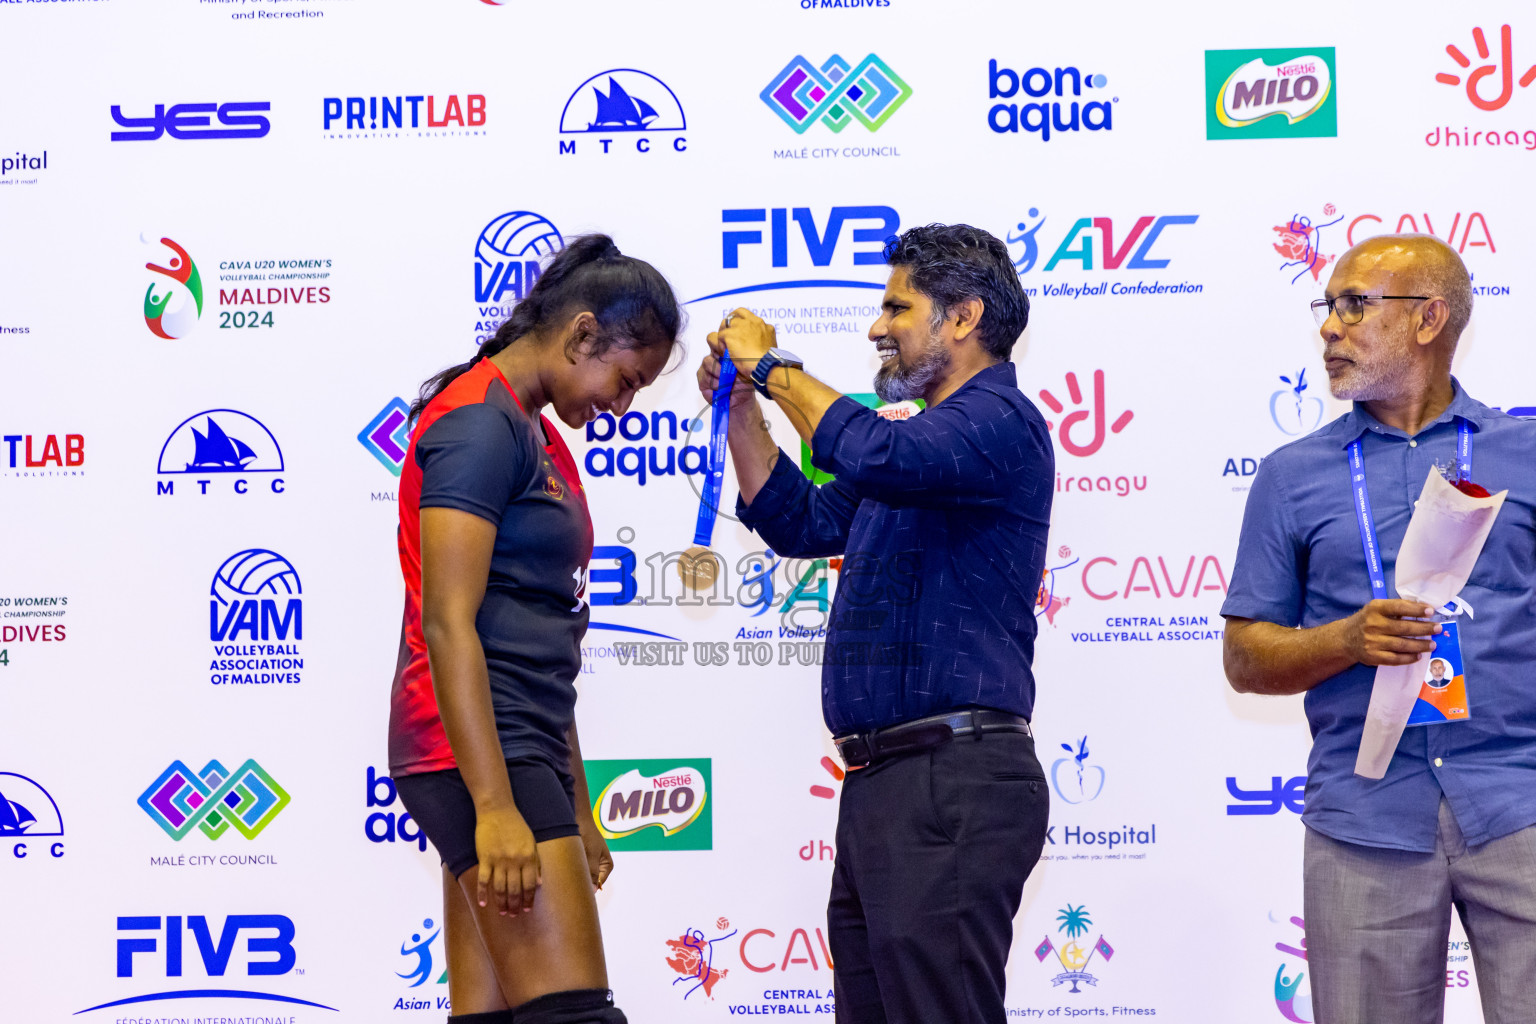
[1349,418,1473,602]
[692,355,738,547]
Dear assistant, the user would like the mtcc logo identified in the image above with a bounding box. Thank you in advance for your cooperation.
[1034,904,1115,993]
[1050,736,1105,804]
[559,69,686,154]
[762,54,911,134]
[138,759,290,840]
[0,772,65,859]
[143,236,203,339]
[1205,48,1337,140]
[1272,369,1324,436]
[359,398,411,476]
[1437,26,1536,110]
[156,409,286,497]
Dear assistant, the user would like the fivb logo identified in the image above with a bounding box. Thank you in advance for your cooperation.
[157,410,286,497]
[721,205,899,269]
[143,237,203,339]
[138,760,290,841]
[586,759,712,851]
[761,55,912,134]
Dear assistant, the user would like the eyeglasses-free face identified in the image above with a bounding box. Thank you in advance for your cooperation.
[1311,294,1429,327]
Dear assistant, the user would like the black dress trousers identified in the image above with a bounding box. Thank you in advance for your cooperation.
[827,729,1049,1024]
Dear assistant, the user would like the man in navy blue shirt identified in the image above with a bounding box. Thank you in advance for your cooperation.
[1224,234,1536,1023]
[699,224,1052,1024]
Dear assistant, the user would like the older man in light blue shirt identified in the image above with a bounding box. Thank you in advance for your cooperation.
[1223,234,1536,1023]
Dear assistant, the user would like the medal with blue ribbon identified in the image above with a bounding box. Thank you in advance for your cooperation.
[679,346,738,592]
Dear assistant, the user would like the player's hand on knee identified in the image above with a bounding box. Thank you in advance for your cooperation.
[475,808,541,916]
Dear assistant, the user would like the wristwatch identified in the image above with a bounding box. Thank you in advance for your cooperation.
[751,348,804,398]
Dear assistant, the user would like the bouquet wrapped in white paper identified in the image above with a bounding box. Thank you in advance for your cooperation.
[1355,467,1507,779]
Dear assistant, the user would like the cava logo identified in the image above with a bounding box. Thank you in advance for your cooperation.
[156,409,286,497]
[143,236,204,339]
[1206,48,1337,140]
[586,759,712,851]
[138,759,290,840]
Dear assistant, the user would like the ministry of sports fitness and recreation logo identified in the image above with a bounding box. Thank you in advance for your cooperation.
[0,772,65,858]
[473,210,563,342]
[585,759,712,851]
[359,398,411,476]
[1205,48,1337,140]
[208,549,305,686]
[1035,904,1116,992]
[156,409,286,498]
[558,69,686,155]
[761,54,911,133]
[143,236,203,339]
[138,759,289,840]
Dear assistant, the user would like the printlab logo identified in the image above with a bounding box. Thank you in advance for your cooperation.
[1272,369,1324,436]
[208,549,304,686]
[111,102,272,141]
[1205,48,1337,140]
[762,55,911,134]
[1272,913,1311,1022]
[1050,736,1105,804]
[586,759,711,851]
[559,70,686,154]
[360,398,411,476]
[1226,775,1306,816]
[473,211,563,341]
[78,914,334,1016]
[138,759,290,840]
[1436,26,1536,111]
[2,431,84,478]
[395,918,448,993]
[987,61,1115,140]
[143,237,204,339]
[665,919,736,1000]
[1038,371,1134,457]
[0,772,65,858]
[1035,904,1115,992]
[156,409,285,497]
[322,93,486,138]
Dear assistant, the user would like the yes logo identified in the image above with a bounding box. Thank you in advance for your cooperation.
[1436,26,1536,110]
[586,759,712,851]
[1227,776,1306,816]
[1038,371,1133,457]
[1050,736,1105,804]
[1205,48,1337,139]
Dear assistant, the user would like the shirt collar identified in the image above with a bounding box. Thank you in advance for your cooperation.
[1336,376,1487,447]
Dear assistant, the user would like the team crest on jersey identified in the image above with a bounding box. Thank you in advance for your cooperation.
[544,474,566,500]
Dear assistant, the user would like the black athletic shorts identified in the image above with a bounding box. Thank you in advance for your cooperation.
[393,757,581,878]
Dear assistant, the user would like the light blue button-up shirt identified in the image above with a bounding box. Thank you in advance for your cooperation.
[1223,380,1536,851]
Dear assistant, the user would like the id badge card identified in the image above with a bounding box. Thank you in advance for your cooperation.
[1406,621,1470,726]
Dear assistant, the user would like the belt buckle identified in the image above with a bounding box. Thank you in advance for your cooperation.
[837,735,872,769]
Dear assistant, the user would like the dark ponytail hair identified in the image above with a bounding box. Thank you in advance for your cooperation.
[410,234,683,421]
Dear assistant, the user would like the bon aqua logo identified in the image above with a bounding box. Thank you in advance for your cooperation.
[143,236,204,339]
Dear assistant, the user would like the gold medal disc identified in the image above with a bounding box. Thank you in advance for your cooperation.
[678,544,721,592]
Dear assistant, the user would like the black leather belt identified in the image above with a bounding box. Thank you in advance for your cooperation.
[834,709,1032,769]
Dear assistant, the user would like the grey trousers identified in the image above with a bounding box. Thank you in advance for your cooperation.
[1304,800,1536,1024]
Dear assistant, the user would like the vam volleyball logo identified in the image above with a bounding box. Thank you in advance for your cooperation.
[142,236,204,339]
[473,210,563,342]
[208,549,304,686]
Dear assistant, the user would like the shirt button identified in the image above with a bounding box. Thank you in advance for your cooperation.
[1409,439,1419,448]
[1434,757,1444,767]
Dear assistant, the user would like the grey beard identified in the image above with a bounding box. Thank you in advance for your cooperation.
[1328,356,1421,402]
[874,344,950,403]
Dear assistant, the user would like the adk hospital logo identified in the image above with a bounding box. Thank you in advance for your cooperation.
[208,549,305,686]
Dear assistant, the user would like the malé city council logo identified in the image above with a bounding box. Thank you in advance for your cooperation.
[1205,48,1337,140]
[761,54,911,134]
[143,236,204,339]
[359,398,411,476]
[138,759,290,840]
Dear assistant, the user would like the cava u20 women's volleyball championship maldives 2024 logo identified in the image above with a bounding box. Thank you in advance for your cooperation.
[142,236,203,339]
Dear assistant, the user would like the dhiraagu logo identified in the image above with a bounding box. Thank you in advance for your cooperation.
[1205,48,1337,140]
[585,759,712,851]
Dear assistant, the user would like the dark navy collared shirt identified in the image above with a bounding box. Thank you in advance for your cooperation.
[738,361,1053,735]
[1223,381,1536,851]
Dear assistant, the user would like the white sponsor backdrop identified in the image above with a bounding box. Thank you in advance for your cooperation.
[0,0,1529,1020]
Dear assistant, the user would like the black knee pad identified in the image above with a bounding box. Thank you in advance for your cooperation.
[448,1011,516,1024]
[511,988,626,1024]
